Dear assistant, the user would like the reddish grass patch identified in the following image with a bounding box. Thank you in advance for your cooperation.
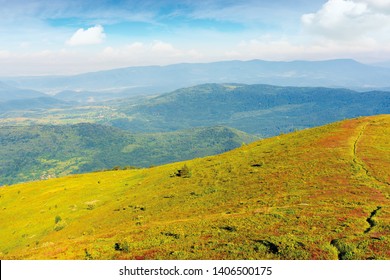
[310,247,328,260]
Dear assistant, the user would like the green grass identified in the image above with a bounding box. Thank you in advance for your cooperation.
[0,115,389,259]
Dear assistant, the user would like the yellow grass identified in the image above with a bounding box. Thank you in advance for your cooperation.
[1,115,389,259]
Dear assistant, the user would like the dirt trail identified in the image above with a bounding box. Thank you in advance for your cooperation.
[351,120,386,235]
[352,121,390,187]
[364,206,382,234]
[329,119,388,259]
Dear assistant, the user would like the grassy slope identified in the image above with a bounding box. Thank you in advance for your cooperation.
[0,115,389,260]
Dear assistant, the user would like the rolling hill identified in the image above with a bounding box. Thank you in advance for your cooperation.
[0,123,257,185]
[2,83,389,139]
[53,88,149,103]
[0,82,47,102]
[113,83,390,136]
[0,82,67,117]
[0,97,74,117]
[0,115,389,260]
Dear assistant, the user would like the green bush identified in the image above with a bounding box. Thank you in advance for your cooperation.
[175,164,192,178]
[55,215,62,224]
[114,241,130,252]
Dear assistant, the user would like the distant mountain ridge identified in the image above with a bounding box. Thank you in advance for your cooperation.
[0,97,74,115]
[2,59,390,95]
[0,82,48,102]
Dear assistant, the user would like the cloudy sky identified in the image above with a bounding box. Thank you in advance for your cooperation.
[1,0,390,76]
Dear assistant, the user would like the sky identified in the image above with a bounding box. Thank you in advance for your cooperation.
[1,0,390,76]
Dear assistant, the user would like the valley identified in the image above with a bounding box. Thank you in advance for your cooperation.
[1,82,389,187]
[2,83,389,137]
[0,123,256,185]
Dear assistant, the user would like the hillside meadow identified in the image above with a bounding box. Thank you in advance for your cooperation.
[0,115,389,260]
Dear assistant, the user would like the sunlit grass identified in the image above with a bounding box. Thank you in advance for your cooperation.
[0,115,389,259]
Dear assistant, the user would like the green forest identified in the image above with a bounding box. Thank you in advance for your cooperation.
[0,123,256,185]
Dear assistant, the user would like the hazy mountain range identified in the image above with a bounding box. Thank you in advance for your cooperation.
[0,81,47,102]
[2,59,390,96]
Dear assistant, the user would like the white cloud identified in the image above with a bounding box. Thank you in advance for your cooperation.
[1,37,390,77]
[225,39,316,61]
[0,40,206,76]
[223,35,390,63]
[66,25,106,46]
[100,41,203,64]
[301,0,390,42]
[151,41,176,53]
[0,50,11,58]
[356,0,390,12]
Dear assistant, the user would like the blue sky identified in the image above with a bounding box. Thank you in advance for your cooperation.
[1,0,390,75]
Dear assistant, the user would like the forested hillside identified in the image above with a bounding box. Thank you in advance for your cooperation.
[0,123,257,185]
[113,83,390,136]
